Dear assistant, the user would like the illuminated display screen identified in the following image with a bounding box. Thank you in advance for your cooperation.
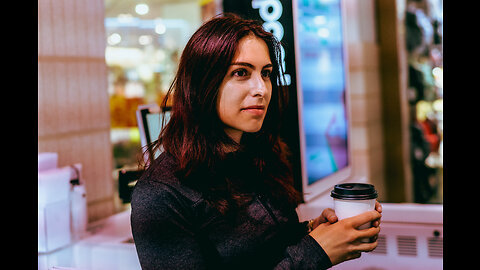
[145,112,170,146]
[295,0,349,185]
[138,108,171,160]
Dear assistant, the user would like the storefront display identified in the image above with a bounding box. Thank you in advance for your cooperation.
[104,0,202,169]
[405,0,443,204]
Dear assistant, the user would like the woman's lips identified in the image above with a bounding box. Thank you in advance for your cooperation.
[241,106,265,116]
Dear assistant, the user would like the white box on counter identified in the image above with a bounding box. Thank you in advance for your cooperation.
[38,167,71,206]
[38,166,73,253]
[38,199,71,253]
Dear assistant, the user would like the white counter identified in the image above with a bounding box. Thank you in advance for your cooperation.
[39,201,443,270]
[38,210,141,270]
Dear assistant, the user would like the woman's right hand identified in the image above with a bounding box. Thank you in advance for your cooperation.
[308,210,381,266]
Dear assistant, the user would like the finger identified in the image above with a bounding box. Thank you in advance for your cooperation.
[347,210,382,228]
[348,251,362,261]
[356,225,380,240]
[322,208,338,223]
[316,208,336,224]
[372,217,382,228]
[354,240,379,253]
[373,202,382,228]
[375,201,383,213]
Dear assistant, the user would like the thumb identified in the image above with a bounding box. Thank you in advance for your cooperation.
[320,208,338,223]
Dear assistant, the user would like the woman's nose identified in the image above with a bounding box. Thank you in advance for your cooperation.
[250,73,267,97]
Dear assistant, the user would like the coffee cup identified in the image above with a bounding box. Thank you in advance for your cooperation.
[331,183,378,242]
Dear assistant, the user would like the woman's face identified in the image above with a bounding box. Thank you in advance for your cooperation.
[216,34,273,143]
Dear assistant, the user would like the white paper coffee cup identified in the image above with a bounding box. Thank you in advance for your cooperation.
[331,183,378,242]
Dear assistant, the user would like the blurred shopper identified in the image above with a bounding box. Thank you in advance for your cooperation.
[130,14,382,270]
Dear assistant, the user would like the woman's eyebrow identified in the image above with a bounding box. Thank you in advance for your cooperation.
[231,62,273,69]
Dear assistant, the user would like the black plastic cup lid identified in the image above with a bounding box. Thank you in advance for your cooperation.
[330,183,378,200]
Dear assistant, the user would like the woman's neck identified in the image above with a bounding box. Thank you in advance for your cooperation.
[224,127,243,145]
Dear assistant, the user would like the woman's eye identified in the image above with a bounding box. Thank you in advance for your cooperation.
[232,69,248,77]
[262,69,272,78]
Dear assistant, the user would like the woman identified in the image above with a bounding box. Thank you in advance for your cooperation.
[130,14,382,270]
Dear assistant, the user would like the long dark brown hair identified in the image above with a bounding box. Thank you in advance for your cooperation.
[145,13,301,214]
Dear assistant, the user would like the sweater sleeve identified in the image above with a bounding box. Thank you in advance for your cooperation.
[130,179,208,270]
[273,234,333,270]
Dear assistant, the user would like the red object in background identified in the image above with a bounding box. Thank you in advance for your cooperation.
[419,119,440,153]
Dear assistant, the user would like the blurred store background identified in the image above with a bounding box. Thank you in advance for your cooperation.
[104,0,442,210]
[105,0,203,175]
[38,0,442,269]
[39,0,442,225]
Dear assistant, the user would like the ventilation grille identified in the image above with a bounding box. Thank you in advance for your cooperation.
[427,237,443,258]
[370,234,387,255]
[397,236,417,256]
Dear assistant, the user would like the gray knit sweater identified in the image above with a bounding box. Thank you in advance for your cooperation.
[130,151,332,269]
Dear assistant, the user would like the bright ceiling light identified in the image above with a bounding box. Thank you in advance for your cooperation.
[138,35,152,45]
[107,33,122,45]
[135,3,149,15]
[155,23,166,35]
